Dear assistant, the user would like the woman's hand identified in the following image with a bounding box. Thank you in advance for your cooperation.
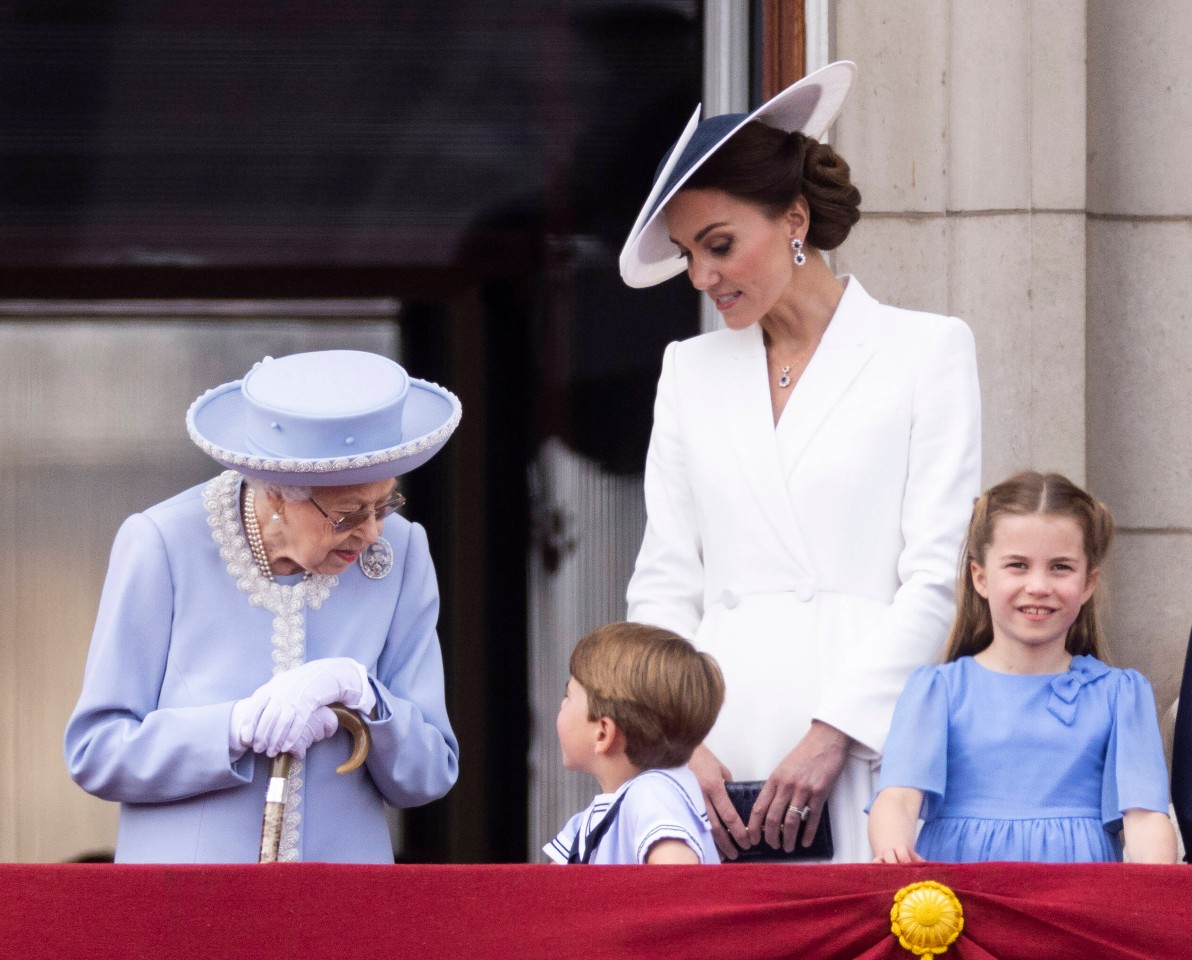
[689,744,749,860]
[235,657,375,757]
[747,720,848,853]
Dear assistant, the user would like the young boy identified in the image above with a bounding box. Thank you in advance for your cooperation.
[543,622,725,865]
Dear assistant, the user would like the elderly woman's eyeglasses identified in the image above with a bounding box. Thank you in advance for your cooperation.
[308,491,407,533]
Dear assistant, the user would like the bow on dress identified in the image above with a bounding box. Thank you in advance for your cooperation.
[1047,655,1111,726]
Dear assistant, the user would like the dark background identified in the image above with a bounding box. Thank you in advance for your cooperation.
[0,0,701,861]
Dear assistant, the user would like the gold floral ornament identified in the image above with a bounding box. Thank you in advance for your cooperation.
[890,881,964,957]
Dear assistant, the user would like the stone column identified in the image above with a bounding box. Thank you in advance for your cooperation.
[832,0,1188,714]
[1087,1,1192,712]
[832,0,1087,487]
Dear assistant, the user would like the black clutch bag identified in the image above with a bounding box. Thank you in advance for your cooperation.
[723,781,834,862]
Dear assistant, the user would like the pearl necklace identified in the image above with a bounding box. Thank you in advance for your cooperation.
[243,486,275,581]
[207,471,336,861]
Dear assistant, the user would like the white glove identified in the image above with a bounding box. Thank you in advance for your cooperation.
[235,657,375,758]
[230,699,342,760]
[229,697,257,759]
[282,704,340,759]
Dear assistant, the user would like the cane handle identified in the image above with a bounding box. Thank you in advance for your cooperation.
[329,703,371,774]
[258,704,370,863]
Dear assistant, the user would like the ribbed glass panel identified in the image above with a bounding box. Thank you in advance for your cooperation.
[527,437,646,859]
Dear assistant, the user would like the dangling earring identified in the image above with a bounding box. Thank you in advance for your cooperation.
[790,237,807,266]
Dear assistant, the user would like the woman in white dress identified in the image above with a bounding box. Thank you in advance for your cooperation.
[620,62,982,862]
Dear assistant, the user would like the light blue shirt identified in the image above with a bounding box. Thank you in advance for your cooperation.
[544,766,719,865]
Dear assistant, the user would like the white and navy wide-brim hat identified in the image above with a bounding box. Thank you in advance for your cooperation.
[619,60,857,289]
[187,350,462,486]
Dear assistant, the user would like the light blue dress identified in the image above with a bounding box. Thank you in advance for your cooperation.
[875,654,1170,862]
[64,472,458,863]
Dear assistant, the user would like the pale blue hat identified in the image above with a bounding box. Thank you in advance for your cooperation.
[187,350,461,486]
[619,61,857,289]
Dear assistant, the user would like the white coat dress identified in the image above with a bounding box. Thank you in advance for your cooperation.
[626,276,981,862]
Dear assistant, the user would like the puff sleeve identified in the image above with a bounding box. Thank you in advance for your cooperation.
[1101,669,1170,831]
[873,665,951,820]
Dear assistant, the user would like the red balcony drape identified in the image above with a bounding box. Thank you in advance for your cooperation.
[2,862,1186,959]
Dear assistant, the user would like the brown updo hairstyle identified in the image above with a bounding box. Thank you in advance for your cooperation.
[943,471,1115,663]
[681,120,862,250]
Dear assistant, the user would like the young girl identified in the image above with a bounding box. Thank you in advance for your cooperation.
[869,471,1177,864]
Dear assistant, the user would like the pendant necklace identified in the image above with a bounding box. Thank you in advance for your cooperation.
[771,338,819,390]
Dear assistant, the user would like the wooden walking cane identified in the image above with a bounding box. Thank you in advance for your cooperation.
[258,702,371,863]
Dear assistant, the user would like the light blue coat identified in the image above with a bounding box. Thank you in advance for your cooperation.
[64,476,459,863]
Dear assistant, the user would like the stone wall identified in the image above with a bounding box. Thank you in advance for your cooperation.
[831,0,1191,712]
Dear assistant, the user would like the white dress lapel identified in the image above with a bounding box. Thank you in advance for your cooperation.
[720,325,816,574]
[774,277,877,477]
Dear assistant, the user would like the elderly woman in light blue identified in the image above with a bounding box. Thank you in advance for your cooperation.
[64,350,461,863]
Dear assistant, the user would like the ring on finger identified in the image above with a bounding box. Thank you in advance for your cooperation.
[787,803,810,822]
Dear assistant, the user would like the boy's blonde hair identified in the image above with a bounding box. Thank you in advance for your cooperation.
[569,622,724,770]
[944,471,1114,662]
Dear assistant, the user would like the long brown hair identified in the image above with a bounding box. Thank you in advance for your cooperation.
[943,471,1114,662]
